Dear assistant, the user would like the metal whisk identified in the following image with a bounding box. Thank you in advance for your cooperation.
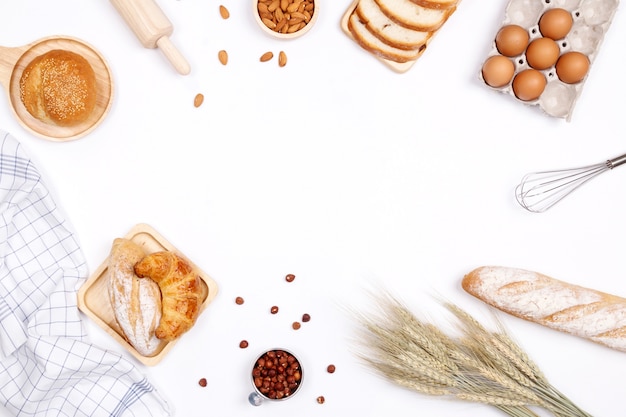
[515,152,626,213]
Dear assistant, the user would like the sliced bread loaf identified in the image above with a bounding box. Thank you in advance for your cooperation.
[374,0,450,31]
[356,0,432,51]
[410,0,458,10]
[347,11,426,63]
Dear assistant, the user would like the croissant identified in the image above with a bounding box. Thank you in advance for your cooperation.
[134,251,207,341]
[108,238,162,356]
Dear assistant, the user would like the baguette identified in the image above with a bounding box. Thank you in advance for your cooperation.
[462,266,626,352]
[108,238,162,356]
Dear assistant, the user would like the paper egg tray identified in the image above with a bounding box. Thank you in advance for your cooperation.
[77,223,219,366]
[480,0,619,120]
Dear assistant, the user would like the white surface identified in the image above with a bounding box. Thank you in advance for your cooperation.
[1,0,625,416]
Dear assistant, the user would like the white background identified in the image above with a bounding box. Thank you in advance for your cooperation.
[0,0,625,416]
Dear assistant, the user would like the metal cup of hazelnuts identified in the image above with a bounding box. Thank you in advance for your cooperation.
[248,348,304,406]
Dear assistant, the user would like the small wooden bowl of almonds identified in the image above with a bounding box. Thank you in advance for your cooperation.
[254,0,318,39]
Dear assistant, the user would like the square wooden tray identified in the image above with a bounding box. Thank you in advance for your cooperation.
[77,223,218,366]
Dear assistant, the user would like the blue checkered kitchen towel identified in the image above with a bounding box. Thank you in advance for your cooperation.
[0,131,172,417]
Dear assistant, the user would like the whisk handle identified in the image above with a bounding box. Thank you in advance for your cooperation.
[608,153,626,169]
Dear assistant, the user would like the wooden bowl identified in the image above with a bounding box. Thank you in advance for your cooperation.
[253,0,319,39]
[0,36,113,141]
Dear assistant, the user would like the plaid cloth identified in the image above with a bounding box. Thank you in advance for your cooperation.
[0,131,172,417]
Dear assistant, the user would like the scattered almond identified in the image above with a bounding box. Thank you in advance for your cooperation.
[218,50,228,65]
[260,51,274,62]
[193,93,204,108]
[278,51,287,67]
[219,5,230,19]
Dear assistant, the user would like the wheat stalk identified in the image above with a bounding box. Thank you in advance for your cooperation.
[353,292,593,417]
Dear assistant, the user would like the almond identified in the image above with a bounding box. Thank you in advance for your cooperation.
[268,0,280,12]
[262,17,277,29]
[286,1,300,13]
[260,51,274,62]
[275,17,288,32]
[278,51,287,67]
[219,5,230,19]
[218,50,228,65]
[287,23,301,33]
[291,11,307,20]
[194,93,204,108]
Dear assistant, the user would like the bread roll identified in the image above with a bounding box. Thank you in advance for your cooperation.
[108,238,162,356]
[134,251,207,341]
[462,266,626,352]
[19,49,97,126]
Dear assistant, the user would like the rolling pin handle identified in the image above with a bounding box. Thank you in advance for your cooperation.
[156,36,191,75]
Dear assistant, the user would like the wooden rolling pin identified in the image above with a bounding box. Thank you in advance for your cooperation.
[110,0,191,75]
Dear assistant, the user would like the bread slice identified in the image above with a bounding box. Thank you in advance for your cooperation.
[356,0,433,51]
[374,0,450,31]
[462,266,626,352]
[410,0,458,10]
[347,11,426,63]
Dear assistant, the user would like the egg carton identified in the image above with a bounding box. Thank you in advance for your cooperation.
[480,0,619,120]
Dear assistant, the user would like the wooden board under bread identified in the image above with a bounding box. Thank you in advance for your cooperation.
[77,223,219,366]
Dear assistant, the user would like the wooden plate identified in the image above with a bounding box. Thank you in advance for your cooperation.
[0,36,113,141]
[77,223,218,366]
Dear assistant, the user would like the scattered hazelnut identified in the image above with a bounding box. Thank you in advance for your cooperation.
[302,313,311,322]
[235,296,244,305]
[316,395,325,404]
[198,378,207,387]
[240,340,249,349]
[271,306,279,314]
[292,321,301,330]
[285,274,296,282]
[327,364,336,373]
